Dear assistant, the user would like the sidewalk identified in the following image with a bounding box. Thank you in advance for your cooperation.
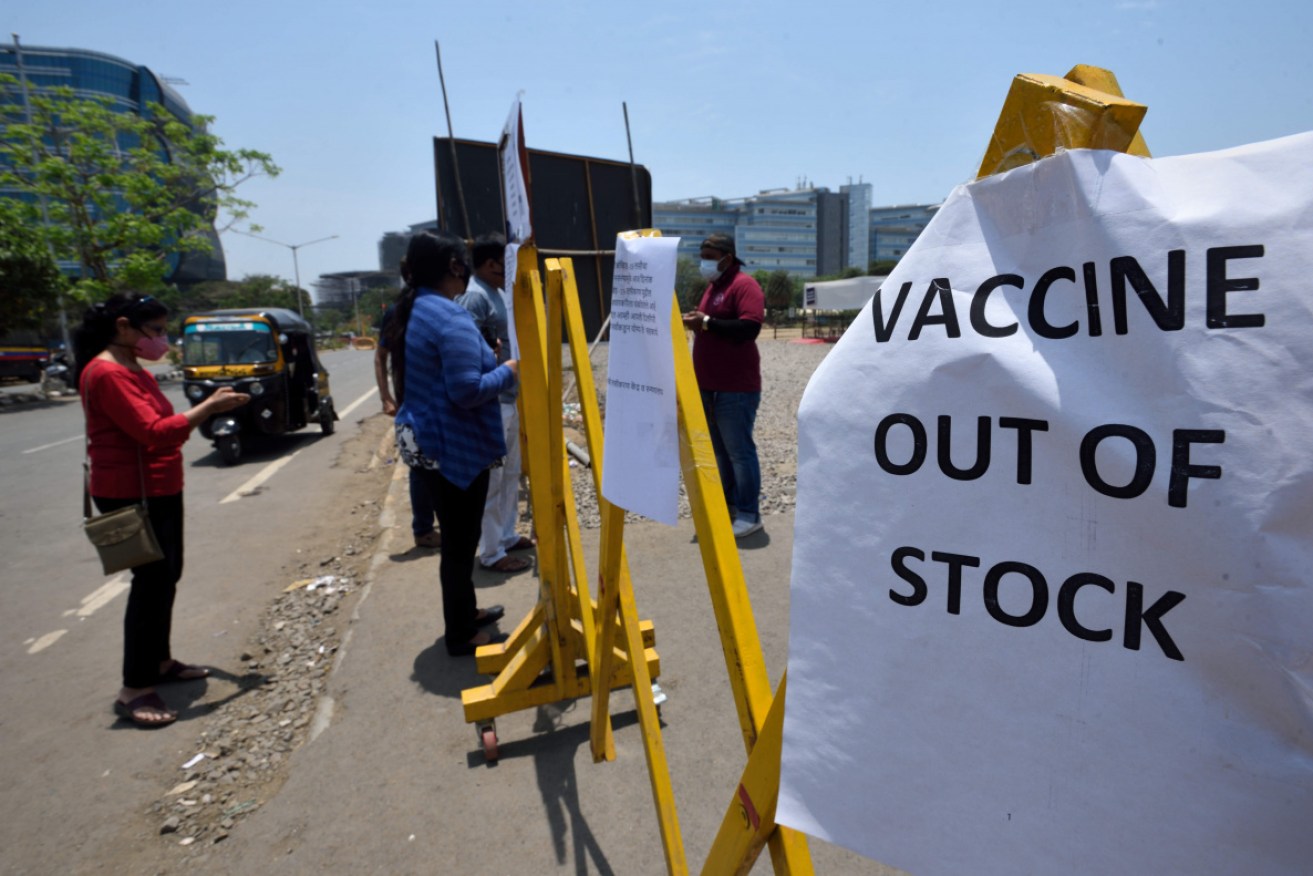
[202,462,894,875]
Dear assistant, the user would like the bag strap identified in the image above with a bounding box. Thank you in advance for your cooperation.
[80,359,151,522]
[81,374,93,522]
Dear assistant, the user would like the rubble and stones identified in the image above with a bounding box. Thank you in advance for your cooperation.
[151,514,379,851]
[565,340,827,529]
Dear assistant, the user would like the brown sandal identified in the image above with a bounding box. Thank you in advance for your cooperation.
[481,555,532,573]
[113,692,177,727]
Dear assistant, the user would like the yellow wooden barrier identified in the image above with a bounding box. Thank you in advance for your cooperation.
[459,243,661,756]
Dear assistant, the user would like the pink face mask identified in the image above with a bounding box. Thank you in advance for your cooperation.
[134,334,170,361]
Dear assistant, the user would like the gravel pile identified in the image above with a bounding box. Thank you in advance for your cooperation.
[152,506,380,853]
[564,339,835,529]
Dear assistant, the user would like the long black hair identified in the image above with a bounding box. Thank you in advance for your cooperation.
[73,292,169,385]
[383,231,469,403]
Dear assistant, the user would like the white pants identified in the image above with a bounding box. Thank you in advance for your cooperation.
[478,400,523,565]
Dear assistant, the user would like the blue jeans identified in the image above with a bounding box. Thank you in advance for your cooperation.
[409,466,439,536]
[700,390,761,523]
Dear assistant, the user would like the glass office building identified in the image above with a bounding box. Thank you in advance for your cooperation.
[738,189,824,275]
[868,203,939,263]
[656,183,939,278]
[841,182,872,271]
[650,198,743,264]
[0,43,226,284]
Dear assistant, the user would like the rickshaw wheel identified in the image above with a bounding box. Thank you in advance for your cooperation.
[318,399,336,435]
[217,434,242,465]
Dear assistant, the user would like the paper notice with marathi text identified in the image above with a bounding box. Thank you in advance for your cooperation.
[600,235,680,525]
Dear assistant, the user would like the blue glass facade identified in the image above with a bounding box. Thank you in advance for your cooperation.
[738,189,823,275]
[841,183,872,270]
[650,199,741,264]
[0,44,225,283]
[868,204,939,263]
[0,45,193,121]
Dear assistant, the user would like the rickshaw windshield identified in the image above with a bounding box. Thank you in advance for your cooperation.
[183,321,279,366]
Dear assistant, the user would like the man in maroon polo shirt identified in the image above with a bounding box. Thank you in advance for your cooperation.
[682,232,766,538]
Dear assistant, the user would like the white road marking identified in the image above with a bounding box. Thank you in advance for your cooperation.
[336,387,377,420]
[216,387,377,505]
[27,577,130,656]
[63,575,131,618]
[22,435,83,454]
[219,450,302,504]
[27,630,67,654]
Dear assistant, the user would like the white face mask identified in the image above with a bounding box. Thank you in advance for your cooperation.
[699,259,723,282]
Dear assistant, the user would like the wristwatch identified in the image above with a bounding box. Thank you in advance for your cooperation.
[702,315,711,332]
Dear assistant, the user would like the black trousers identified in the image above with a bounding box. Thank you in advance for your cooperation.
[93,493,184,689]
[414,467,490,651]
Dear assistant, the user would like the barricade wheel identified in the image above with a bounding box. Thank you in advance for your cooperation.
[481,726,499,762]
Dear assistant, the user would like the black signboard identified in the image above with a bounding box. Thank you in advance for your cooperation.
[433,137,653,339]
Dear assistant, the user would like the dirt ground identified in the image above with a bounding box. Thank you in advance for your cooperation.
[111,413,399,873]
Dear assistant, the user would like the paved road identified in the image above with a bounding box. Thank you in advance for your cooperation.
[0,348,382,873]
[1,346,898,875]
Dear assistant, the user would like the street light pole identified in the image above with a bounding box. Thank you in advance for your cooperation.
[291,248,305,311]
[351,276,363,337]
[233,231,338,319]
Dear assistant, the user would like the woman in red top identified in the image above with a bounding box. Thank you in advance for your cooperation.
[76,293,249,728]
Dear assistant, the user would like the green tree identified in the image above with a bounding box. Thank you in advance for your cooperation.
[674,257,705,312]
[869,259,899,275]
[357,286,398,332]
[314,304,350,332]
[763,269,794,320]
[0,200,66,335]
[0,75,278,302]
[181,274,310,315]
[766,269,793,338]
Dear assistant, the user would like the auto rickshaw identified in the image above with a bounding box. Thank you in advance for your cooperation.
[181,308,337,464]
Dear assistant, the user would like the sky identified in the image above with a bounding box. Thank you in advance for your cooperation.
[8,0,1312,292]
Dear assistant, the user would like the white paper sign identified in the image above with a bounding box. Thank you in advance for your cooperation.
[503,242,519,360]
[778,132,1313,876]
[500,96,531,244]
[600,235,681,525]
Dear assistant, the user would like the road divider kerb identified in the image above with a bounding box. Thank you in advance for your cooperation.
[307,415,407,744]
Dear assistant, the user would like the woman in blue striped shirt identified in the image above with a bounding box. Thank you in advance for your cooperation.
[389,232,520,655]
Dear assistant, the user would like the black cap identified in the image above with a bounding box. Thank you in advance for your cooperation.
[701,232,743,264]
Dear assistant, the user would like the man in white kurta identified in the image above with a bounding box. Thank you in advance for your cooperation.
[459,232,533,572]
